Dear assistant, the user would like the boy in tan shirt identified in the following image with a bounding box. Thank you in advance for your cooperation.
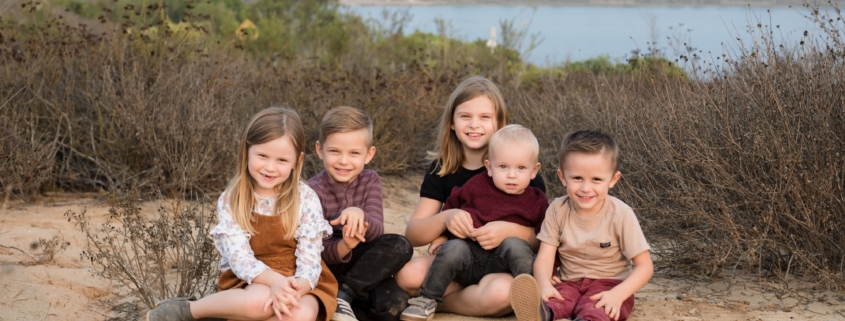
[510,130,653,321]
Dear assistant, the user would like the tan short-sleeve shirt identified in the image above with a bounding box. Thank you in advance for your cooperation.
[537,196,650,281]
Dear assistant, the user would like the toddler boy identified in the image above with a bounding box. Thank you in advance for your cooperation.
[510,129,653,321]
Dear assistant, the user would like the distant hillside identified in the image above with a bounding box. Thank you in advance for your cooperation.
[340,0,810,6]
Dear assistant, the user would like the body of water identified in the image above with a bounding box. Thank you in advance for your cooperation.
[348,5,818,65]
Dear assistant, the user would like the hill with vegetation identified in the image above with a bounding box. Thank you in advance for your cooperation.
[0,0,842,302]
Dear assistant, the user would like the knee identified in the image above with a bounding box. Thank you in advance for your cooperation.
[477,276,514,315]
[499,237,530,252]
[242,297,275,320]
[395,258,430,294]
[498,237,532,258]
[380,234,414,262]
[287,306,318,321]
[436,239,472,263]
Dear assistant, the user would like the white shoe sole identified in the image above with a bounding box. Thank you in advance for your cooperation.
[399,313,434,321]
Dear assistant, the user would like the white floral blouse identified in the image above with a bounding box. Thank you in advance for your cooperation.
[210,182,332,290]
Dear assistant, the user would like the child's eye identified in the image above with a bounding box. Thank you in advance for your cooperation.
[258,154,267,158]
[482,115,491,119]
[498,165,507,169]
[518,166,526,170]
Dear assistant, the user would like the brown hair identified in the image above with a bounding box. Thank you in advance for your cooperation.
[319,106,373,146]
[488,124,539,163]
[431,75,508,176]
[558,129,620,172]
[227,107,306,238]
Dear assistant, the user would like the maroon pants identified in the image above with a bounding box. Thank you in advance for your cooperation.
[545,278,634,321]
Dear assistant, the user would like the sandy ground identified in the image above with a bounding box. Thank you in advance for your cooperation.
[1,174,844,321]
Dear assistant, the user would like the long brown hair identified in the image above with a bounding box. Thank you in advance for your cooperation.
[431,75,507,176]
[227,107,306,238]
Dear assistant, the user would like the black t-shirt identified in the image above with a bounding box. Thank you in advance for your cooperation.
[419,160,547,203]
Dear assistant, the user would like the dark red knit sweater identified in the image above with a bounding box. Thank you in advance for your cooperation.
[442,173,549,234]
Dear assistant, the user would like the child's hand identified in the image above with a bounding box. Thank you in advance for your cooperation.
[550,275,562,285]
[444,209,475,239]
[331,207,367,238]
[470,221,508,250]
[427,235,448,255]
[341,221,369,249]
[264,275,301,320]
[539,282,564,303]
[590,288,626,321]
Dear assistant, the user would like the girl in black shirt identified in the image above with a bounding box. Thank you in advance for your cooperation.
[395,76,545,319]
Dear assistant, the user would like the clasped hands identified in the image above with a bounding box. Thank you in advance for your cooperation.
[262,275,305,320]
[440,209,508,250]
[330,207,369,249]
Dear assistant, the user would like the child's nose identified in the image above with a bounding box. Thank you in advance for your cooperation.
[263,161,276,172]
[468,117,480,128]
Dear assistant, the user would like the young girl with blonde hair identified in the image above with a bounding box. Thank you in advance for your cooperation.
[146,107,337,321]
[397,76,545,320]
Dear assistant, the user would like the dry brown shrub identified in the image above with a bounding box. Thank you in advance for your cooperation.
[1,0,842,291]
[65,189,219,309]
[507,3,844,289]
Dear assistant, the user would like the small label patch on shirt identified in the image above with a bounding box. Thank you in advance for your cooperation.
[600,242,611,248]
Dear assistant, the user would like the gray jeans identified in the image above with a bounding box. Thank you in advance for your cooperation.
[419,237,534,303]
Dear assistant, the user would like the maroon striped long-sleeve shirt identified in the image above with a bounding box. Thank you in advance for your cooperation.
[307,170,384,265]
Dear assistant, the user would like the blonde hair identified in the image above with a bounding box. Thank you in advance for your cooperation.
[558,129,620,172]
[227,107,306,238]
[487,124,539,163]
[319,106,373,146]
[431,75,507,176]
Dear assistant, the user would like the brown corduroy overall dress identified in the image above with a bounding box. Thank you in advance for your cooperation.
[217,213,338,321]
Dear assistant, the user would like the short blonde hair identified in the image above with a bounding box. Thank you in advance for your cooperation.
[487,124,539,162]
[431,76,507,176]
[558,129,620,172]
[319,106,373,146]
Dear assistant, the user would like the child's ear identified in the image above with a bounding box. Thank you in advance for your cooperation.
[609,171,622,188]
[484,159,493,177]
[298,152,304,163]
[530,162,541,179]
[315,141,324,160]
[364,146,376,164]
[556,169,566,187]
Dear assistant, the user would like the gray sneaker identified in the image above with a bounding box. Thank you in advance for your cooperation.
[400,297,437,321]
[331,297,358,321]
[145,297,197,321]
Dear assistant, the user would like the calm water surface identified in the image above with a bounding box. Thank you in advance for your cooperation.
[348,5,817,65]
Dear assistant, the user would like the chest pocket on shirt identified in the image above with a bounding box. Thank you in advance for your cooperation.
[585,239,620,261]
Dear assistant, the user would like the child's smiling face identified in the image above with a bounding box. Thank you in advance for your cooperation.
[558,152,621,217]
[247,135,300,197]
[316,128,375,184]
[451,95,497,153]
